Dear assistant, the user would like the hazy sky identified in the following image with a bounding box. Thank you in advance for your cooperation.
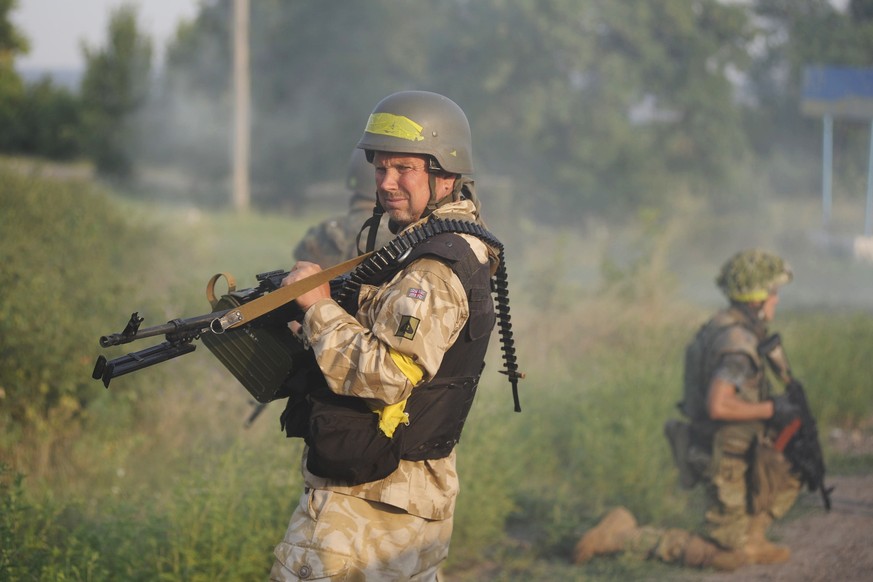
[13,0,851,72]
[12,0,200,70]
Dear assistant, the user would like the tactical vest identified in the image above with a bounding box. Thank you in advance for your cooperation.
[680,306,768,444]
[281,232,496,485]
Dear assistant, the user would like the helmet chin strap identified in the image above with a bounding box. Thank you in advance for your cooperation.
[423,155,463,216]
[425,173,439,214]
[359,196,385,253]
[425,174,474,215]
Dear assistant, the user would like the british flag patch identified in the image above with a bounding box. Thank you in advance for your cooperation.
[407,288,427,301]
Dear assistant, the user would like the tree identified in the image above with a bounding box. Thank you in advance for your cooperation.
[143,0,760,218]
[143,0,443,209]
[0,0,29,151]
[746,0,873,195]
[135,5,232,205]
[433,0,755,217]
[18,80,83,159]
[847,0,873,63]
[80,3,152,178]
[0,0,85,160]
[0,0,27,57]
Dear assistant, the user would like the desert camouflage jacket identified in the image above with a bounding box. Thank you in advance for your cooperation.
[299,199,492,520]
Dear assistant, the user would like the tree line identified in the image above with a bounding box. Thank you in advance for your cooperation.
[3,0,873,219]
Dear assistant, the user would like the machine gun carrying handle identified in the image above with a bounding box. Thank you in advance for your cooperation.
[206,272,237,308]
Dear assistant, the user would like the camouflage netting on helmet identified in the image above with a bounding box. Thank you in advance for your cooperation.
[716,249,793,302]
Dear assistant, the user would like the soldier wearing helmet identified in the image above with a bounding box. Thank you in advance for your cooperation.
[293,149,393,266]
[272,91,503,580]
[575,250,803,572]
[356,89,482,235]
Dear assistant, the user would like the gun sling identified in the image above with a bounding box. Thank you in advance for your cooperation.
[210,252,373,333]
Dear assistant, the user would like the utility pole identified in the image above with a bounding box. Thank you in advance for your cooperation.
[232,0,250,212]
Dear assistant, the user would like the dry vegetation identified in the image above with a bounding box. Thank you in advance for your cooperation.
[3,167,873,579]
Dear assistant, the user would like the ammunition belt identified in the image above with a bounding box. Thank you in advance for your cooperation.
[336,217,523,411]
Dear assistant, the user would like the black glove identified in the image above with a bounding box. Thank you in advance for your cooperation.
[770,393,801,428]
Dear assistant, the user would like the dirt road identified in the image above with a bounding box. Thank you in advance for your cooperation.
[702,473,873,582]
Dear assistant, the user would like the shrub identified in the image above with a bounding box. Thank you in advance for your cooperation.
[0,169,157,476]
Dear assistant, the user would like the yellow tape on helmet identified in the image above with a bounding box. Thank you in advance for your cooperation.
[730,289,771,303]
[365,112,425,142]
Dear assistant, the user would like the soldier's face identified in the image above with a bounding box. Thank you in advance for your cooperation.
[372,152,454,227]
[761,291,780,321]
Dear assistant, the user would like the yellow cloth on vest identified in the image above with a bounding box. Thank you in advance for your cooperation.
[370,348,425,437]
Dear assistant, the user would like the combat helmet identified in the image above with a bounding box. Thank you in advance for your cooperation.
[716,249,793,303]
[356,90,473,175]
[346,148,374,198]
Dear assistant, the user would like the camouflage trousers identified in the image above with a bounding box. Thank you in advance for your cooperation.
[270,489,453,581]
[621,441,802,564]
[702,440,801,550]
[624,526,709,563]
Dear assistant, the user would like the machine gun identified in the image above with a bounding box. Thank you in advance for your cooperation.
[758,333,834,511]
[93,262,359,405]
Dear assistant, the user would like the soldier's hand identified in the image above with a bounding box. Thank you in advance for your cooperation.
[281,261,331,312]
[770,393,801,428]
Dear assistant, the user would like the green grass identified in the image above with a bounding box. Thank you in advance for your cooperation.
[2,167,873,580]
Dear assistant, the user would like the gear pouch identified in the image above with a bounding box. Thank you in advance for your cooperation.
[306,395,403,485]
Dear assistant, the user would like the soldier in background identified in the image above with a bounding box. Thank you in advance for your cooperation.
[574,250,802,572]
[293,148,393,265]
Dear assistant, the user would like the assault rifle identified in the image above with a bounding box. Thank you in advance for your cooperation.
[759,333,834,511]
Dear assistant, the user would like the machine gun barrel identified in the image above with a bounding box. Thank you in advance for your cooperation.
[98,310,231,348]
[93,308,233,388]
